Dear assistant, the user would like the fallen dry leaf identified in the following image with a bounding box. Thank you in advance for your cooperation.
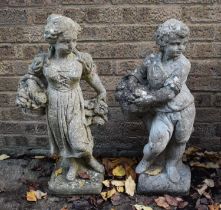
[0,154,10,160]
[34,190,47,200]
[100,188,117,201]
[197,184,208,195]
[125,175,136,196]
[154,197,170,209]
[34,156,45,159]
[208,204,220,210]
[78,171,90,179]
[112,165,126,177]
[204,179,214,187]
[102,180,110,187]
[164,194,179,207]
[55,168,63,176]
[116,186,124,193]
[111,180,125,187]
[190,161,220,169]
[177,201,188,209]
[134,204,153,210]
[203,191,211,199]
[185,146,200,155]
[60,206,68,210]
[26,191,37,202]
[145,166,163,176]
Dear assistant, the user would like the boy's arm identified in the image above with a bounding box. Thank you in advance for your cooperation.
[152,60,191,103]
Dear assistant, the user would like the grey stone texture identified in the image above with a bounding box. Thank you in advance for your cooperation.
[0,1,220,156]
[16,14,107,194]
[116,19,195,194]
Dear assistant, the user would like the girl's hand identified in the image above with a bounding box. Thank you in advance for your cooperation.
[97,91,107,103]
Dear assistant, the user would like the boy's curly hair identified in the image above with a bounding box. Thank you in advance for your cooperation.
[155,19,190,48]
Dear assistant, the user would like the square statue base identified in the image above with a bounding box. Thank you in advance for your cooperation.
[48,165,104,196]
[137,164,191,195]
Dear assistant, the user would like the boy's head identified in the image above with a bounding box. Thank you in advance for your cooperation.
[155,19,190,59]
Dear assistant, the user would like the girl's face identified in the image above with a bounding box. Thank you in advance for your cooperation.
[163,37,188,60]
[55,37,76,56]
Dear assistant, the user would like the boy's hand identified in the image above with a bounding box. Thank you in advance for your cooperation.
[133,95,155,107]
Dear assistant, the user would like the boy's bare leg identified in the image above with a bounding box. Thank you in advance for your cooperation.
[166,142,186,183]
[136,117,171,174]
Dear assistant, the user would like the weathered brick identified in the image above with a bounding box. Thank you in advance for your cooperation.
[216,123,221,137]
[0,77,20,91]
[63,8,86,23]
[82,25,155,42]
[192,123,216,137]
[81,76,121,91]
[25,0,60,6]
[183,6,221,23]
[190,60,221,76]
[111,0,221,4]
[123,122,146,137]
[0,107,45,121]
[83,91,118,107]
[188,76,221,91]
[0,45,16,60]
[85,7,123,23]
[95,60,115,75]
[0,26,44,43]
[0,93,17,107]
[187,43,221,58]
[30,8,63,24]
[111,0,163,4]
[8,0,26,6]
[78,42,156,59]
[193,92,212,107]
[190,25,215,41]
[213,93,221,107]
[0,60,30,76]
[215,25,221,41]
[122,6,182,24]
[115,59,142,75]
[195,108,221,123]
[189,137,221,151]
[0,135,49,147]
[16,44,48,60]
[62,0,109,4]
[0,0,8,7]
[0,9,28,25]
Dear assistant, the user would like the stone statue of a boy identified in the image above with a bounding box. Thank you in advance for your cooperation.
[116,19,195,194]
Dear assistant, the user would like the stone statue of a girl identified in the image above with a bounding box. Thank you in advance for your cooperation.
[16,14,108,194]
[116,19,195,194]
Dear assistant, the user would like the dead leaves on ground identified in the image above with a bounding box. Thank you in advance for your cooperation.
[26,190,47,202]
[100,158,137,201]
[184,146,221,169]
[0,154,10,160]
[154,195,188,209]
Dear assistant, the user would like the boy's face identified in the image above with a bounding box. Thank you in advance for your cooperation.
[163,37,188,60]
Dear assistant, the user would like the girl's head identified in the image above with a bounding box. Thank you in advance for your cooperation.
[155,19,190,59]
[44,14,81,57]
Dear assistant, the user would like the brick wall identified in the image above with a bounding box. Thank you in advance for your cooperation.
[0,0,220,156]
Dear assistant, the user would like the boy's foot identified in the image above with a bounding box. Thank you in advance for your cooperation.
[135,159,150,174]
[66,165,77,181]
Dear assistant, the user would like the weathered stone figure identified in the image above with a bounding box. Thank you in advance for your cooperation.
[16,14,108,195]
[116,19,195,194]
